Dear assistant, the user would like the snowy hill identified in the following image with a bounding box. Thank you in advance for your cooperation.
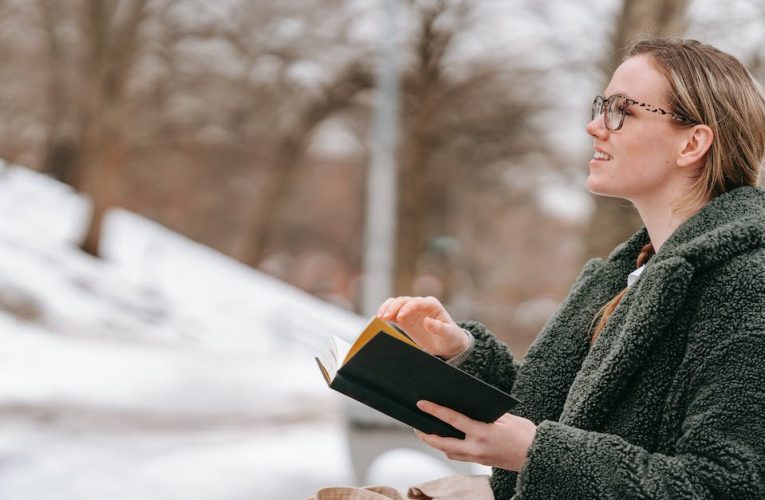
[0,162,376,499]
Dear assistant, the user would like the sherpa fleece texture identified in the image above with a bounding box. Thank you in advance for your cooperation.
[458,186,765,499]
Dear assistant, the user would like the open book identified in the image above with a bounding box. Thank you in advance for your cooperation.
[315,316,519,439]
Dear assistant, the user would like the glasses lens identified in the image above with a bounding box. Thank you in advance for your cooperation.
[605,96,625,130]
[591,96,604,121]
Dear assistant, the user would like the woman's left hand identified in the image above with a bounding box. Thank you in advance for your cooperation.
[414,400,537,472]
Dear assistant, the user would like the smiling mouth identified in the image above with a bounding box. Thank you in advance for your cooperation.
[593,151,613,161]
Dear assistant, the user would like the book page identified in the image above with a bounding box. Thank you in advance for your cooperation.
[315,335,352,383]
[334,335,352,371]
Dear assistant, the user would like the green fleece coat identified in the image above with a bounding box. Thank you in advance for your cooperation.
[459,186,765,499]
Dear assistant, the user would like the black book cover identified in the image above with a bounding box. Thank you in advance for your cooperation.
[319,323,519,439]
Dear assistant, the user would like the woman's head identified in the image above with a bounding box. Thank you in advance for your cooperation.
[588,38,765,344]
[586,38,765,214]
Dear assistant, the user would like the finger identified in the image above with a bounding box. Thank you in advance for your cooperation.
[376,298,395,318]
[382,296,411,320]
[414,429,463,453]
[378,297,398,319]
[396,299,427,324]
[416,400,476,433]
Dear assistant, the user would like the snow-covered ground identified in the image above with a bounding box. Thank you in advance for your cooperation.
[0,163,478,500]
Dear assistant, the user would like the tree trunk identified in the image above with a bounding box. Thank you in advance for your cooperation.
[584,0,688,259]
[77,0,148,257]
[391,1,454,296]
[80,127,125,256]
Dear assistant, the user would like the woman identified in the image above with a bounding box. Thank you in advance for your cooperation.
[377,38,765,499]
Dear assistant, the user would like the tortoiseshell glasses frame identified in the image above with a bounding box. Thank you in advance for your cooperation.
[591,94,698,131]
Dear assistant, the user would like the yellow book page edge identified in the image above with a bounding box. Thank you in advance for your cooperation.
[344,316,421,364]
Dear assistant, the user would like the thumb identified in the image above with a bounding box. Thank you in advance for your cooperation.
[424,317,467,358]
[423,316,459,338]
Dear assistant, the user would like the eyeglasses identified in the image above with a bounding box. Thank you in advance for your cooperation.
[591,94,698,131]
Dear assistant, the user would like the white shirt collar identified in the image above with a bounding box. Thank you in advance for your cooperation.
[627,265,646,288]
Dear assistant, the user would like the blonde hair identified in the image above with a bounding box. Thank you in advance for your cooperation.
[631,38,765,215]
[591,38,765,344]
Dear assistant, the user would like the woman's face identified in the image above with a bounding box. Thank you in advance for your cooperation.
[585,55,689,205]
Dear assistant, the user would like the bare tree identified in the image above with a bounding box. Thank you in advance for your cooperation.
[148,1,375,266]
[392,0,547,298]
[31,0,158,256]
[241,59,374,267]
[77,0,152,256]
[393,0,456,297]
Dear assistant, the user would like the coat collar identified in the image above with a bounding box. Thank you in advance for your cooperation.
[658,186,765,269]
[609,186,765,271]
[559,186,765,429]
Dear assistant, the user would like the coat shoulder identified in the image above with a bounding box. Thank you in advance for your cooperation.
[683,246,765,351]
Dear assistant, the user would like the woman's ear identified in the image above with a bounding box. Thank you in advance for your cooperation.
[677,124,713,168]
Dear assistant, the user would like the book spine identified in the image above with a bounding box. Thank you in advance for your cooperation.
[330,372,465,439]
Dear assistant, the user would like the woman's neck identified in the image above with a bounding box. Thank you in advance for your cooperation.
[633,195,703,253]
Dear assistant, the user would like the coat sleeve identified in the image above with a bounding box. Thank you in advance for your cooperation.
[454,257,606,400]
[455,320,519,395]
[515,329,765,499]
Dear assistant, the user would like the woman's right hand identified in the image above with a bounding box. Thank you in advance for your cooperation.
[376,296,469,358]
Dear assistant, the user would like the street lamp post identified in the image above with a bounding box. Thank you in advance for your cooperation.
[362,0,399,317]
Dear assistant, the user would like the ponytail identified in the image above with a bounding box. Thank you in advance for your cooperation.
[590,243,655,343]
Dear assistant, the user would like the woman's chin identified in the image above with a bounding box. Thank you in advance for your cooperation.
[585,177,619,198]
[585,176,605,195]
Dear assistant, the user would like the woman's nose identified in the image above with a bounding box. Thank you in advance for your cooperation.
[586,113,608,138]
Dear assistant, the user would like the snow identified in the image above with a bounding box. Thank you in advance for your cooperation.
[0,162,483,500]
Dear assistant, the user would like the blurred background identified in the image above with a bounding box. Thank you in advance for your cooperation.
[0,0,763,498]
